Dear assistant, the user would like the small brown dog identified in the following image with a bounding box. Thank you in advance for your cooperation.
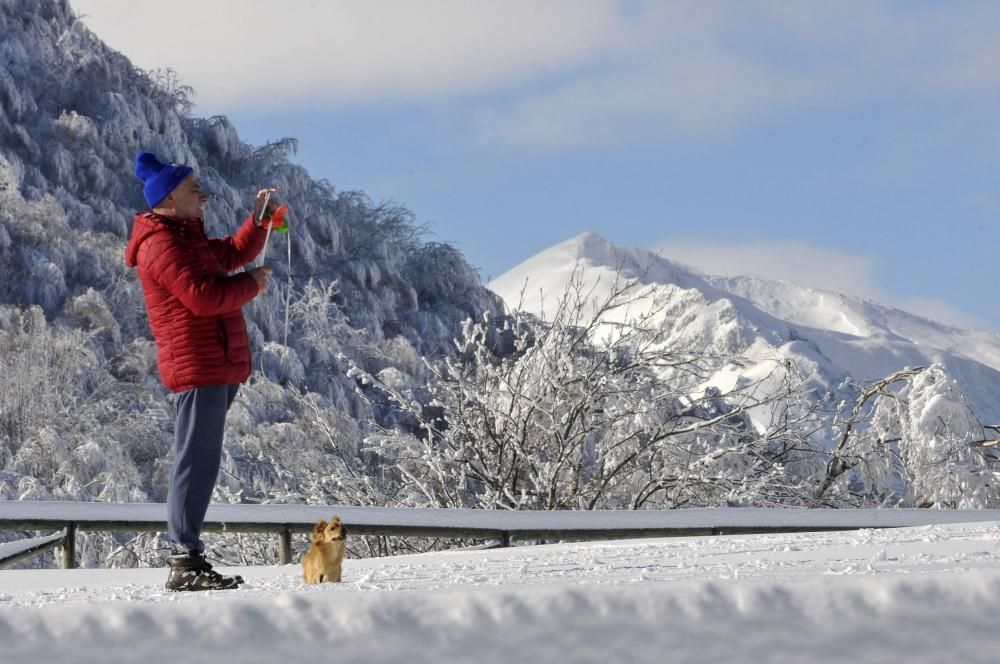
[302,515,347,584]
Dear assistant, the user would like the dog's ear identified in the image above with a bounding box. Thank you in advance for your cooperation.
[314,520,328,533]
[330,514,341,526]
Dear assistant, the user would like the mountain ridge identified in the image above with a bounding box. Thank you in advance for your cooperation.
[489,231,1000,424]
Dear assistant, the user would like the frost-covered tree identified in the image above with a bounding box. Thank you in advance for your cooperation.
[818,365,1000,508]
[351,264,826,513]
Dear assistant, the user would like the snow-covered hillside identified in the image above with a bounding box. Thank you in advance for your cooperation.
[489,232,1000,424]
[4,521,1000,663]
[0,0,504,565]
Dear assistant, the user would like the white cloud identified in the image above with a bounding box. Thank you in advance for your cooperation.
[651,236,991,330]
[71,0,621,110]
[72,0,1000,148]
[894,297,991,333]
[654,238,881,298]
[475,1,1000,149]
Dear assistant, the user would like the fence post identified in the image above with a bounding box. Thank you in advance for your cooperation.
[61,522,76,569]
[278,526,292,565]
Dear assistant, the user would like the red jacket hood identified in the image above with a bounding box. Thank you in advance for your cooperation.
[125,212,200,268]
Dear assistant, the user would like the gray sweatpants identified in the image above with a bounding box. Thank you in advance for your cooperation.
[166,383,239,555]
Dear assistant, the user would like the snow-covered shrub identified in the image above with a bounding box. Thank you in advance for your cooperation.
[353,266,824,512]
[259,342,306,386]
[819,365,1000,507]
[63,288,121,346]
[53,110,99,144]
[404,242,481,308]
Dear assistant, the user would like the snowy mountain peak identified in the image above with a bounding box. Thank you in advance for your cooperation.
[488,233,1000,422]
[562,231,671,273]
[500,231,697,297]
[567,230,608,245]
[565,231,619,259]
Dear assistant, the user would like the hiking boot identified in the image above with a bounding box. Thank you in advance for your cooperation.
[165,553,244,591]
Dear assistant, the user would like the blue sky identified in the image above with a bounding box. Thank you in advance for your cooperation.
[74,0,1000,330]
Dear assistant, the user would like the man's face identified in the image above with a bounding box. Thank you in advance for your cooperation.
[162,173,208,218]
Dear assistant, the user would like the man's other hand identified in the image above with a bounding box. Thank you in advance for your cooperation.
[248,266,272,294]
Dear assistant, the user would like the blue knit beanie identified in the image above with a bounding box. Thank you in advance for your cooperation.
[134,151,193,208]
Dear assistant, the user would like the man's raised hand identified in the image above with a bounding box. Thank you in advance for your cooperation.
[253,187,279,222]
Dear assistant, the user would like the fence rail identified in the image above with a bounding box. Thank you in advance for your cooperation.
[4,501,1000,569]
[0,530,68,568]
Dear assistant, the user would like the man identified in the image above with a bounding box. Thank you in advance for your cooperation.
[125,151,276,591]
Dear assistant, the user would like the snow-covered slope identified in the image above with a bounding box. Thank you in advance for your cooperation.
[488,232,1000,423]
[4,522,1000,663]
[0,0,502,559]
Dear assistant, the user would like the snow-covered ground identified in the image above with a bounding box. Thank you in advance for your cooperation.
[4,522,1000,663]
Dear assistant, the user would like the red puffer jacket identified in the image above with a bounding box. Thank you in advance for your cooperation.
[125,211,267,392]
